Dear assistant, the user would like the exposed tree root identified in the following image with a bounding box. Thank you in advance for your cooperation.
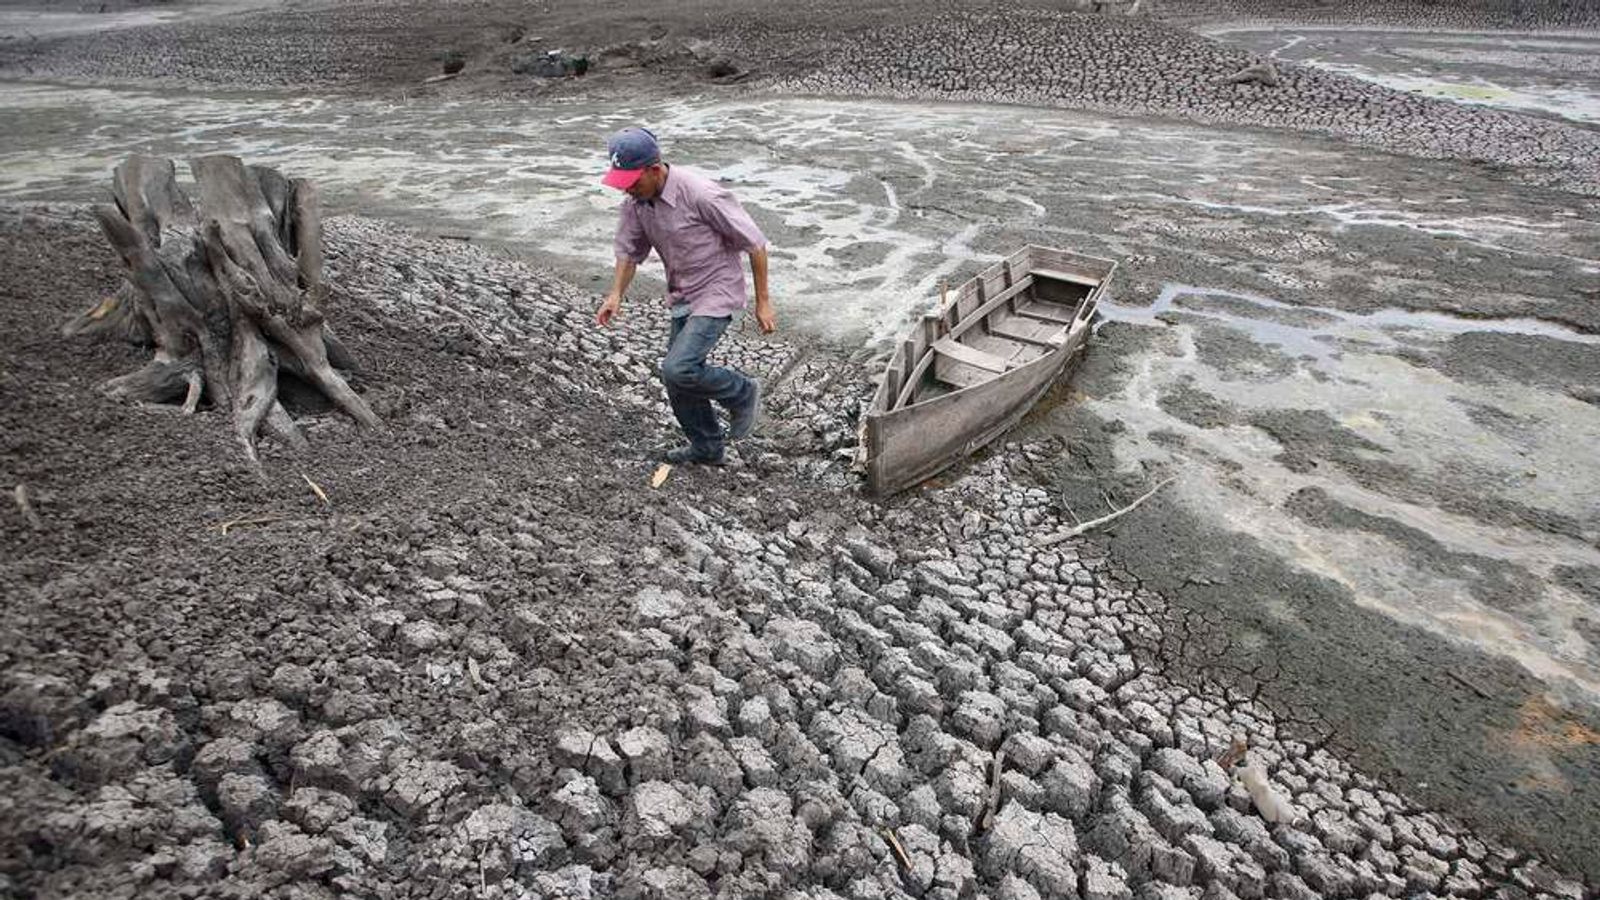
[68,154,379,463]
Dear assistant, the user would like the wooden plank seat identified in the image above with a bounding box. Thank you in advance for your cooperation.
[970,330,1037,360]
[861,243,1119,495]
[935,358,995,389]
[1013,299,1077,325]
[1030,267,1102,288]
[987,315,1059,347]
[934,336,1009,373]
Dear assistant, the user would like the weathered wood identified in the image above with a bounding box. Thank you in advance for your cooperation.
[1030,266,1102,288]
[179,370,204,415]
[61,281,153,344]
[229,308,281,462]
[1037,476,1175,545]
[934,358,994,390]
[892,272,1062,407]
[101,357,198,404]
[194,156,379,431]
[1219,59,1280,87]
[934,337,1009,374]
[895,353,933,409]
[110,155,193,245]
[988,314,1058,347]
[963,330,1042,365]
[290,179,324,293]
[946,275,1035,342]
[1013,298,1076,325]
[871,347,1068,491]
[68,153,378,463]
[860,244,1117,494]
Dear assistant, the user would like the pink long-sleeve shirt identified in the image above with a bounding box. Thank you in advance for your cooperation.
[613,166,768,319]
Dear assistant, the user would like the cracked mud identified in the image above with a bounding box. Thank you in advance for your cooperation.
[3,0,1599,898]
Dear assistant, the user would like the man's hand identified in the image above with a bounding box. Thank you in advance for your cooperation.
[596,293,622,327]
[753,296,777,334]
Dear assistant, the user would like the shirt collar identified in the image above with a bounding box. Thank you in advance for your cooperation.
[649,164,680,209]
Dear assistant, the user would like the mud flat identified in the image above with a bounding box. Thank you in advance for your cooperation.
[5,202,1597,898]
[1209,28,1600,127]
[2,0,1600,896]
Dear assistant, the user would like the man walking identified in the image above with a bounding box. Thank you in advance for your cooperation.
[595,126,775,465]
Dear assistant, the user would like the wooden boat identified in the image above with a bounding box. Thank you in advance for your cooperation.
[859,245,1116,495]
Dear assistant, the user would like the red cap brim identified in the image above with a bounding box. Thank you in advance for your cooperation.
[602,167,645,190]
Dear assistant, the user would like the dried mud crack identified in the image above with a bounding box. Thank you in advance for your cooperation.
[3,0,1600,896]
[3,204,1593,898]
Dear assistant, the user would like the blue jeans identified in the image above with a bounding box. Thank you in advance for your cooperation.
[662,315,754,458]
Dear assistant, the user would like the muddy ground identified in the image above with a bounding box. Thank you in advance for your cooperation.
[2,1,1600,898]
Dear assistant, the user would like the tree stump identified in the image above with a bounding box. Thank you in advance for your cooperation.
[64,154,378,462]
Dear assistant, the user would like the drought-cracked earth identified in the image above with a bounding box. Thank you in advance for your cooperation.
[2,1,1599,897]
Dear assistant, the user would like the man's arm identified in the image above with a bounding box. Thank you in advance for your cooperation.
[748,246,775,334]
[696,185,776,335]
[596,257,638,327]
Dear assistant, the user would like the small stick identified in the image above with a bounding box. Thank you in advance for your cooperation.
[1038,477,1175,546]
[432,301,490,344]
[976,739,1008,833]
[301,473,331,507]
[1448,669,1493,700]
[1215,735,1248,770]
[883,828,912,872]
[1060,491,1081,526]
[218,514,289,536]
[14,484,43,530]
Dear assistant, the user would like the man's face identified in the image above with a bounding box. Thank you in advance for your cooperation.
[625,164,665,201]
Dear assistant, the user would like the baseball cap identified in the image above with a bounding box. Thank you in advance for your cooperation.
[601,127,661,190]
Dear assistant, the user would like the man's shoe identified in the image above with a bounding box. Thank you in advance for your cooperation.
[664,445,727,466]
[728,378,762,441]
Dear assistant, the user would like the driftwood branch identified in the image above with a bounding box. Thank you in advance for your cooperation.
[1039,476,1176,546]
[1217,60,1279,87]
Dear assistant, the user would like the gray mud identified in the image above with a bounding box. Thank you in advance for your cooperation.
[3,0,1600,895]
[1024,391,1600,881]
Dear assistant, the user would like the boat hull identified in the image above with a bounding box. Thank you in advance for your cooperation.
[860,245,1113,495]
